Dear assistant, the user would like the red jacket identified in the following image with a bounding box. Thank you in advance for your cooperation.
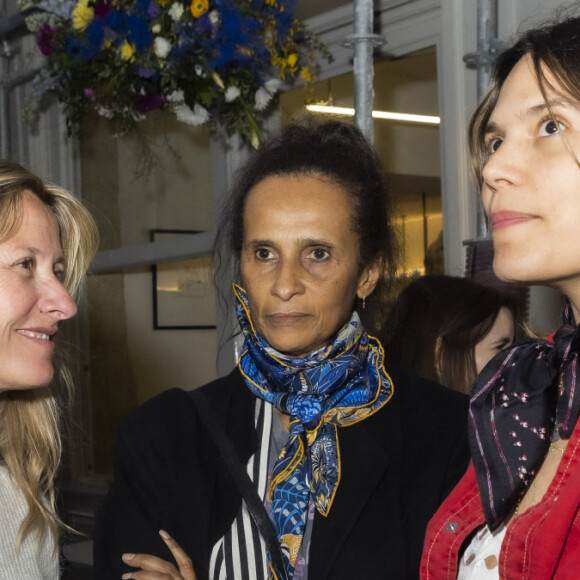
[421,418,580,579]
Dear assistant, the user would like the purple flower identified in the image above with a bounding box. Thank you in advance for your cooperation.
[137,67,155,79]
[37,23,55,56]
[83,88,95,100]
[134,93,163,113]
[94,3,110,19]
[195,13,211,35]
[147,1,160,18]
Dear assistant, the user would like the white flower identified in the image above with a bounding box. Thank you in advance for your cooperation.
[255,87,273,111]
[255,78,282,111]
[152,24,161,34]
[264,78,283,93]
[168,2,184,21]
[96,105,114,119]
[208,10,219,25]
[225,86,240,103]
[154,37,171,59]
[194,65,205,77]
[174,103,210,126]
[37,0,75,18]
[166,90,184,103]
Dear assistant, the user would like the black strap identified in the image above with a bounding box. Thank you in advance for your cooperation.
[190,390,288,580]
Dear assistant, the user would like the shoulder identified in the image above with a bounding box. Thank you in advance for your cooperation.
[116,368,244,446]
[386,363,469,419]
[117,367,256,457]
[124,368,245,426]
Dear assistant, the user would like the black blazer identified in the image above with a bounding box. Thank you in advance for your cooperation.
[94,366,469,579]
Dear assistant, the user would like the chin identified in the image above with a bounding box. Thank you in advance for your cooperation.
[492,253,542,285]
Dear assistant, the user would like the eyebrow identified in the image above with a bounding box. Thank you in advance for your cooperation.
[245,237,335,248]
[485,99,571,135]
[21,246,65,263]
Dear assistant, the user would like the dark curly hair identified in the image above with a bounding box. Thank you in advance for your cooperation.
[214,119,399,327]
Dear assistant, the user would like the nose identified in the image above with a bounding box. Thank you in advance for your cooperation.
[481,138,527,192]
[270,256,305,301]
[39,276,78,320]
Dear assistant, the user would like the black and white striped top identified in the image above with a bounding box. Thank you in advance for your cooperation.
[209,399,273,580]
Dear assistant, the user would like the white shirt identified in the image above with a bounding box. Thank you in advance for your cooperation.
[0,464,58,579]
[457,522,507,580]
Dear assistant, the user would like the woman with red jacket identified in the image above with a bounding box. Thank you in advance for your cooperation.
[422,13,580,580]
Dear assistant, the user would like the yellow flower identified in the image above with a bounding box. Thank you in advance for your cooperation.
[120,41,135,62]
[158,0,171,5]
[72,0,94,31]
[286,53,298,68]
[212,71,225,89]
[300,67,312,82]
[190,0,209,18]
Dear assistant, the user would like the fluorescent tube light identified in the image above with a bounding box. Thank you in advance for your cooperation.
[305,104,440,125]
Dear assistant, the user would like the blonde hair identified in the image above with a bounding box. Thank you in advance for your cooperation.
[0,161,99,550]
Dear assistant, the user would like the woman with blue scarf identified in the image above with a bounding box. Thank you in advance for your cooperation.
[95,121,470,580]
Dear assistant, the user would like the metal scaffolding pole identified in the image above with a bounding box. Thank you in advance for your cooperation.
[463,0,503,238]
[344,0,385,144]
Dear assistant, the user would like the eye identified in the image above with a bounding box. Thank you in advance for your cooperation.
[255,248,274,261]
[486,137,502,154]
[539,118,566,137]
[54,265,66,282]
[15,257,34,271]
[308,247,330,261]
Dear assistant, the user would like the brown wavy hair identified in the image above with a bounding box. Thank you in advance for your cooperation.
[469,12,580,188]
[380,275,519,395]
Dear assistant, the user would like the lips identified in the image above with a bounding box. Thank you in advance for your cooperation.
[489,211,535,232]
[16,329,55,341]
[266,313,310,326]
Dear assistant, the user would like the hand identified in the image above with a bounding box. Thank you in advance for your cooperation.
[121,530,197,580]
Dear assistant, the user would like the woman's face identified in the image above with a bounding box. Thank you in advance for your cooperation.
[240,174,380,357]
[474,306,515,374]
[0,191,77,393]
[482,55,580,311]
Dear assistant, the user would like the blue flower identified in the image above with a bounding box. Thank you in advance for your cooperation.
[103,8,126,35]
[127,14,152,52]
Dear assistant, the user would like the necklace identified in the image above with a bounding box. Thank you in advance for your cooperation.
[549,442,565,457]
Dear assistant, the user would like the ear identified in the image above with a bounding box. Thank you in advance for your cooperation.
[356,258,382,299]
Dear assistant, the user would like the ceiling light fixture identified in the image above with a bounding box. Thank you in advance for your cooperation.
[305,104,440,125]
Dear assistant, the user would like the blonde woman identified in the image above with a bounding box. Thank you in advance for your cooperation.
[0,161,98,578]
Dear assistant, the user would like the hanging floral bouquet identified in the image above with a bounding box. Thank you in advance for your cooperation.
[20,0,329,145]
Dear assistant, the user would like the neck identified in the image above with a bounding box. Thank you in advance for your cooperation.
[275,408,291,431]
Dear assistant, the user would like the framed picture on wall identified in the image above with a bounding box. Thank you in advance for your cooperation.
[151,230,216,329]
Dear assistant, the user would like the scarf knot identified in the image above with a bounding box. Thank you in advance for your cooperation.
[233,284,393,578]
[469,304,580,530]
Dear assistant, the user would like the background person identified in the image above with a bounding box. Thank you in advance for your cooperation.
[95,121,470,580]
[380,275,519,395]
[0,161,98,578]
[422,13,580,579]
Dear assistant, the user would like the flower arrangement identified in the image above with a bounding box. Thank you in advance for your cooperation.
[20,0,329,145]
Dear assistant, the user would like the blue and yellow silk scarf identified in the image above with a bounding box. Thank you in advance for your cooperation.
[234,284,393,578]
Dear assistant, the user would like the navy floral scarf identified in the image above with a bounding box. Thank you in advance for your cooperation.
[234,284,393,578]
[469,304,580,530]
